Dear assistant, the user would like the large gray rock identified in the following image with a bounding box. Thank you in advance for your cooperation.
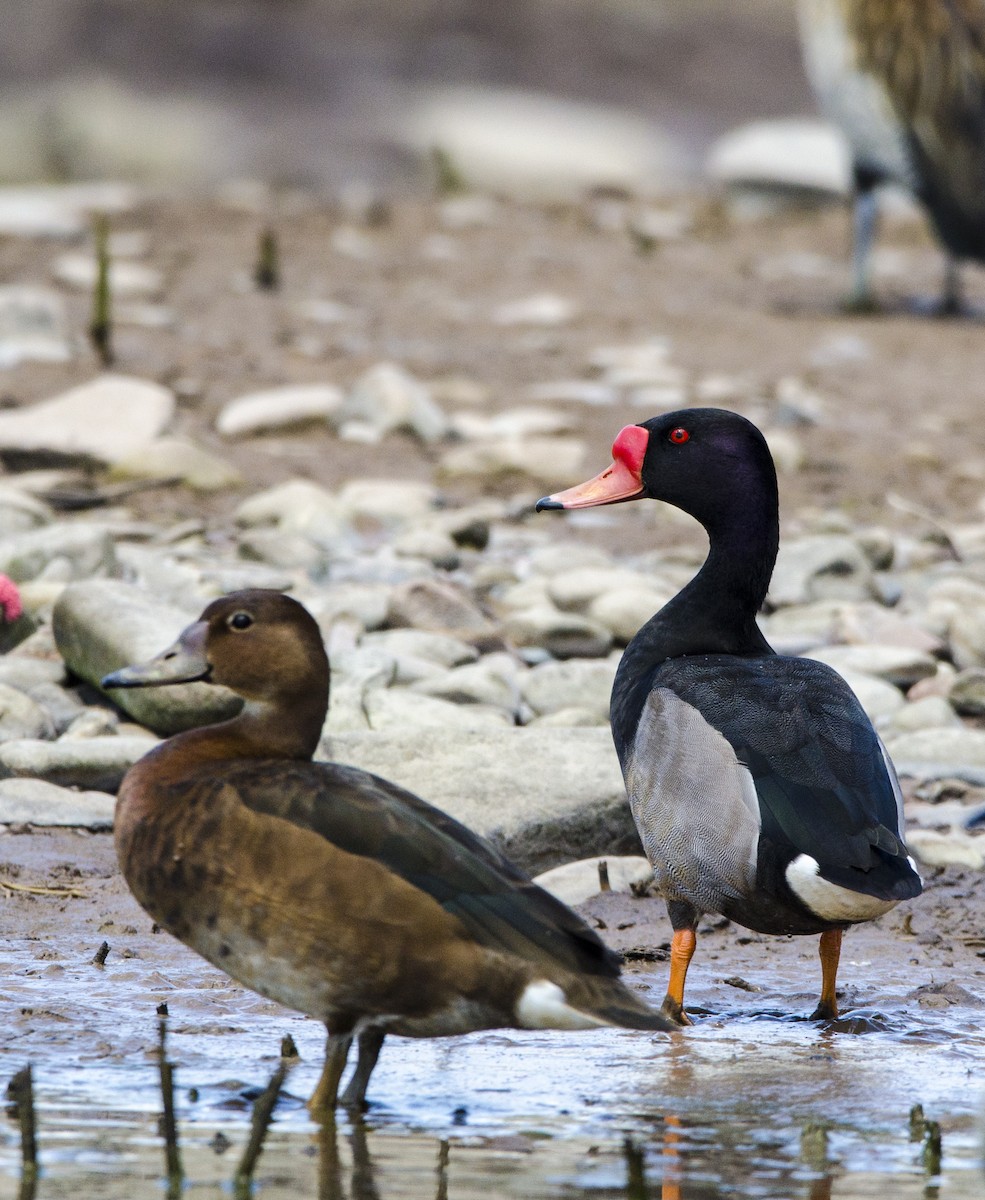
[0,374,174,468]
[52,581,241,736]
[0,777,116,829]
[323,727,639,874]
[0,735,156,792]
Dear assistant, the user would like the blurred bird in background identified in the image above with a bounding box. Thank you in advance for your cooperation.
[798,0,985,313]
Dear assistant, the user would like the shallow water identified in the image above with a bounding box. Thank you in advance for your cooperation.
[3,970,983,1199]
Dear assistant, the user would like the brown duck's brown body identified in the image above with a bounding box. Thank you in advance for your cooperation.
[116,746,531,1038]
[799,0,985,307]
[105,590,671,1111]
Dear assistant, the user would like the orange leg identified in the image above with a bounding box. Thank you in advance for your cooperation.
[811,928,842,1021]
[661,928,696,1026]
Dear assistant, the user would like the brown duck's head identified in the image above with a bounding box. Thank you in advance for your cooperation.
[102,589,329,704]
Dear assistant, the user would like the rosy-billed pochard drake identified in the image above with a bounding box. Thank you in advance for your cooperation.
[103,589,672,1111]
[537,409,922,1024]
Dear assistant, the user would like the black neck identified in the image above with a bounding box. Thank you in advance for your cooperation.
[611,503,778,759]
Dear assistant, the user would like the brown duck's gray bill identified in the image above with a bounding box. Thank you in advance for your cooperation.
[101,623,211,689]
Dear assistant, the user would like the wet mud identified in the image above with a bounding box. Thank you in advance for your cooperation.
[2,829,983,1197]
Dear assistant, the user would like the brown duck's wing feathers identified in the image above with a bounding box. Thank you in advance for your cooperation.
[205,758,624,982]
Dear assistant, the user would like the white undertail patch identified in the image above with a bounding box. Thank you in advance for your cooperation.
[785,854,897,922]
[516,981,610,1031]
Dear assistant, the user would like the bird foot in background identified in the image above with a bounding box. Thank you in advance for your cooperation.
[838,290,881,316]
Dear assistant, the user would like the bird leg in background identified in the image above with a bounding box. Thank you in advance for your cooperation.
[939,253,964,317]
[309,1030,354,1115]
[845,186,880,312]
[662,927,697,1027]
[811,928,843,1021]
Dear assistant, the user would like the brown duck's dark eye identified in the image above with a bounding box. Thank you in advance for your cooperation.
[228,611,253,631]
[669,427,690,444]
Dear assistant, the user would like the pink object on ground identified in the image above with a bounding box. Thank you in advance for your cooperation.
[0,575,22,623]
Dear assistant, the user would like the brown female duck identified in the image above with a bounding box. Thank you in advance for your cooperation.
[798,0,985,312]
[103,589,671,1112]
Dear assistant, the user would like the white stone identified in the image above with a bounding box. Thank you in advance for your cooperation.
[884,727,985,769]
[411,654,521,712]
[364,689,513,731]
[768,536,875,607]
[525,380,618,407]
[0,523,116,583]
[0,286,72,368]
[52,581,241,737]
[336,479,439,526]
[450,407,574,441]
[886,696,961,735]
[360,629,478,669]
[547,567,660,612]
[52,253,163,297]
[216,384,343,438]
[0,683,55,743]
[805,644,938,689]
[533,855,653,905]
[706,118,851,197]
[906,829,985,870]
[492,293,577,327]
[439,436,587,487]
[0,486,52,535]
[234,480,351,547]
[503,605,612,660]
[110,437,243,491]
[0,374,174,467]
[0,736,157,792]
[400,87,679,201]
[0,777,116,829]
[521,658,617,721]
[836,668,905,725]
[341,363,448,444]
[0,183,135,238]
[589,588,669,643]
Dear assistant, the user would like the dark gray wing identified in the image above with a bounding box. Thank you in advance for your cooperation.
[651,654,921,900]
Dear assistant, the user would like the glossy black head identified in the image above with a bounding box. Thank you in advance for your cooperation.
[537,408,778,537]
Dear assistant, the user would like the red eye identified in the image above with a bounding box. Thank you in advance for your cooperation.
[669,427,690,444]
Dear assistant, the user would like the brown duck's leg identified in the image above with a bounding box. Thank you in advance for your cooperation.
[339,1027,385,1110]
[661,928,697,1026]
[811,928,843,1021]
[309,1028,352,1115]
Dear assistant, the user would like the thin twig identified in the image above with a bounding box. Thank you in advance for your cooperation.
[0,877,87,899]
[234,1062,287,1196]
[158,1018,182,1197]
[89,212,114,367]
[8,1065,38,1200]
